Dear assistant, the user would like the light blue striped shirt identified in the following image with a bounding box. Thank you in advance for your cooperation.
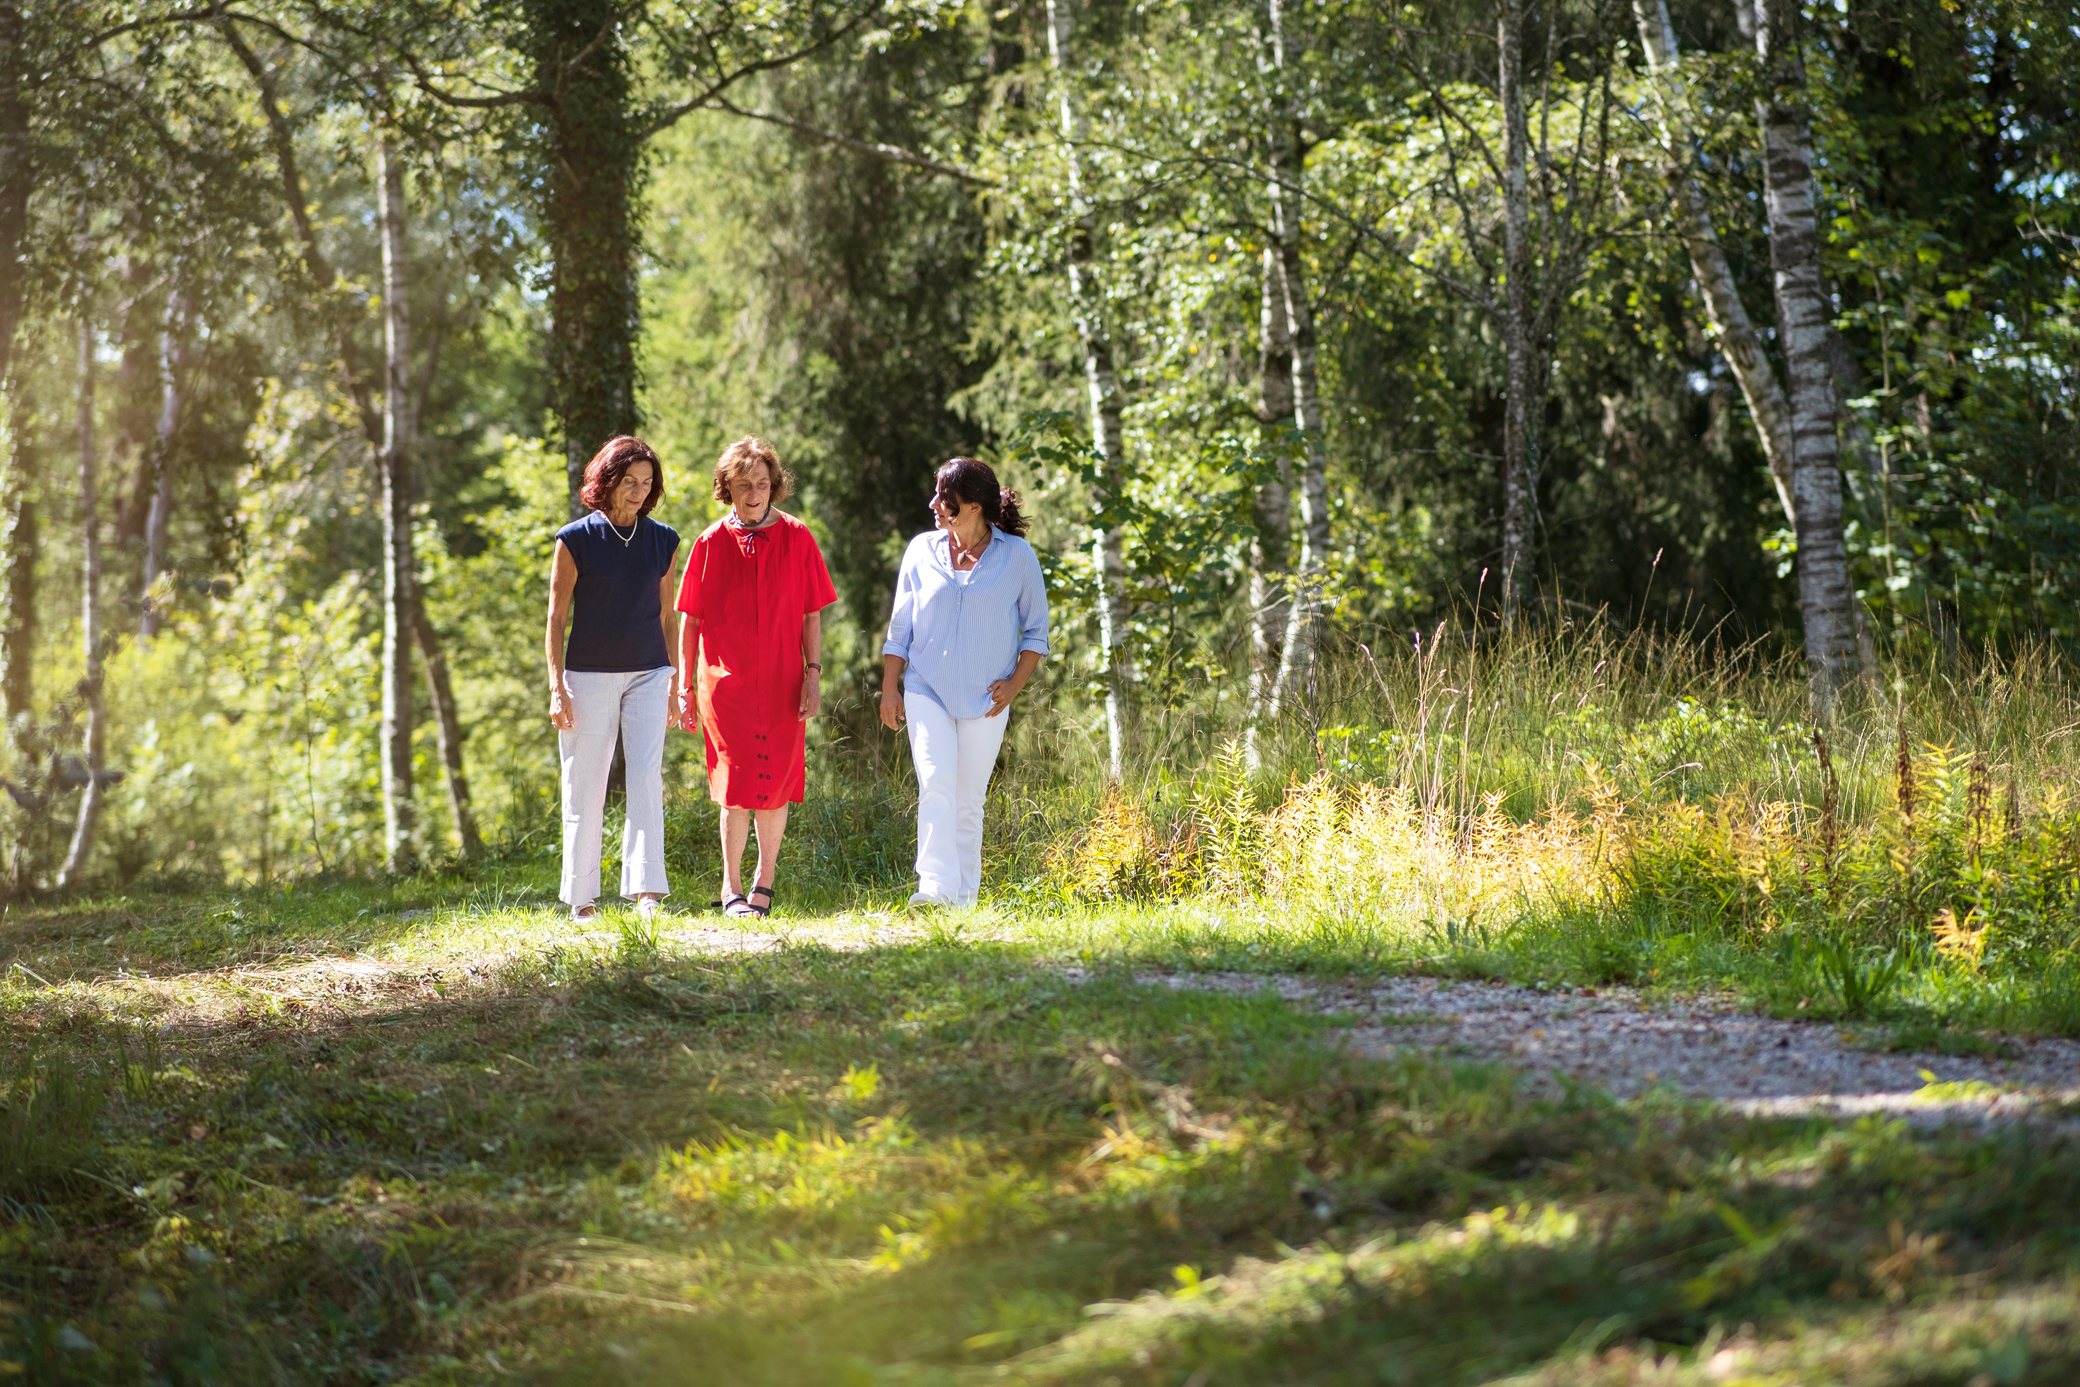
[883,528,1050,720]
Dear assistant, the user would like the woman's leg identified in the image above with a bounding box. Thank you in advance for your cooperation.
[617,667,672,901]
[949,713,1011,906]
[905,692,959,902]
[719,807,752,900]
[558,671,618,908]
[751,805,788,890]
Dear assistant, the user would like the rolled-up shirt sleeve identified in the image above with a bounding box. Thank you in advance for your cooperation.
[882,543,918,661]
[1016,548,1050,655]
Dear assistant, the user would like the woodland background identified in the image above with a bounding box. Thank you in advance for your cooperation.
[0,0,2075,890]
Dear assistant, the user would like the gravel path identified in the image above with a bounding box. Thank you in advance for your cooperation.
[1139,972,2080,1130]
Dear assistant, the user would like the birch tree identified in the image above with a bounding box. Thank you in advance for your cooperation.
[1629,0,1794,523]
[1754,0,1860,707]
[1046,0,1132,779]
[377,134,417,871]
[57,311,107,886]
[1262,0,1331,711]
[1245,246,1292,766]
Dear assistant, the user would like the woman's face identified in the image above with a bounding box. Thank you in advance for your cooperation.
[931,486,978,532]
[729,465,772,519]
[611,461,654,517]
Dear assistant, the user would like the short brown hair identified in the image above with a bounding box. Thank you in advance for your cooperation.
[711,435,795,506]
[579,436,664,515]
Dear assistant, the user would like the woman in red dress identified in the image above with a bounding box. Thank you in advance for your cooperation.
[675,437,837,918]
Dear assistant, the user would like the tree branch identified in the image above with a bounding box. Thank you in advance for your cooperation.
[711,97,996,185]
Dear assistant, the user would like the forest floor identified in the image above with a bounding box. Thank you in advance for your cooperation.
[5,874,2080,1385]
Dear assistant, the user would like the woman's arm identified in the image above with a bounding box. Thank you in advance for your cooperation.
[658,567,681,725]
[545,540,578,729]
[879,653,906,730]
[676,610,700,732]
[799,611,825,719]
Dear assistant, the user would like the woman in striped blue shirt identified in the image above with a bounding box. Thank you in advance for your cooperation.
[879,458,1049,907]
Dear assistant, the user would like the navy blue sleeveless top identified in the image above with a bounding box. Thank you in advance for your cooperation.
[557,512,682,672]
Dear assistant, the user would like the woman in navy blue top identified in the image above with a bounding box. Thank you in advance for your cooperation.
[544,437,681,920]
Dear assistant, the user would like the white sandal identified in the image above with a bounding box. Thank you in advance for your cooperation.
[572,901,599,922]
[636,897,661,921]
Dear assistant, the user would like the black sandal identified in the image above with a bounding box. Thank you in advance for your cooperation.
[745,884,774,918]
[721,892,758,920]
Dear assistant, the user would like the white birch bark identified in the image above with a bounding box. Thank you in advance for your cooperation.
[58,314,105,886]
[1631,0,1796,524]
[1046,0,1131,778]
[1264,0,1331,713]
[1755,0,1861,710]
[377,137,417,870]
[1245,246,1293,769]
[140,293,185,638]
[1496,0,1537,623]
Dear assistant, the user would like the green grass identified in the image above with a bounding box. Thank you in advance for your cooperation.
[3,870,2080,1385]
[10,629,2080,1382]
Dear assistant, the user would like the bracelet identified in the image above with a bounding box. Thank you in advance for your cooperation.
[804,662,822,671]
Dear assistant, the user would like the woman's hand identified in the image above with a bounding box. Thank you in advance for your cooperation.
[799,675,822,721]
[676,686,699,734]
[985,675,1025,718]
[878,684,904,730]
[549,682,575,730]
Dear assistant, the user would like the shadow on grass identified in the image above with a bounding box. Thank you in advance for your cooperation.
[7,931,2080,1385]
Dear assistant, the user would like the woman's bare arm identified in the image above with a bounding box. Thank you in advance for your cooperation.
[676,607,700,732]
[799,610,825,719]
[545,540,578,729]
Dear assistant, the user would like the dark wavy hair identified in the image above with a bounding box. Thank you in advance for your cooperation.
[935,456,1029,538]
[579,436,664,516]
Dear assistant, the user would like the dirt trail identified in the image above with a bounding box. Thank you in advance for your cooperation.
[1141,971,2080,1129]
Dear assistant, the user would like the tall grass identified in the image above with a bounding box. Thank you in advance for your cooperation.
[1012,621,2080,1032]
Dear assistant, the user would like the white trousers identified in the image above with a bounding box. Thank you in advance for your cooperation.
[559,667,673,906]
[905,691,1009,906]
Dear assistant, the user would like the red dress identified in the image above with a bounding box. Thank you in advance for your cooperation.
[675,511,837,809]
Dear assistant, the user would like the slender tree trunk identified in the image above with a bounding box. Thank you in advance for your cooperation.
[0,0,25,391]
[0,0,32,726]
[1631,0,1796,523]
[412,600,482,863]
[1756,0,1860,711]
[1245,246,1293,769]
[377,137,416,872]
[0,392,30,724]
[1264,0,1330,714]
[1496,0,1537,624]
[522,0,642,515]
[139,295,184,638]
[58,315,105,887]
[1046,0,1132,778]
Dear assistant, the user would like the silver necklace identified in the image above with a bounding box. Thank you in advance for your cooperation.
[604,512,638,547]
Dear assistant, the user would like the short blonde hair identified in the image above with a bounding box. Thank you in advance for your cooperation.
[711,436,795,505]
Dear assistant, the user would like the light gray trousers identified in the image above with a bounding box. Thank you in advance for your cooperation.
[559,666,673,907]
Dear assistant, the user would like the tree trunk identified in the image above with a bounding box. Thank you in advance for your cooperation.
[139,295,184,638]
[0,394,30,724]
[1631,0,1796,524]
[522,0,642,516]
[412,599,482,863]
[0,0,25,391]
[1496,0,1537,624]
[58,315,105,887]
[377,136,416,872]
[1046,0,1132,779]
[1755,0,1860,711]
[0,0,30,725]
[1264,0,1330,715]
[1245,246,1292,769]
